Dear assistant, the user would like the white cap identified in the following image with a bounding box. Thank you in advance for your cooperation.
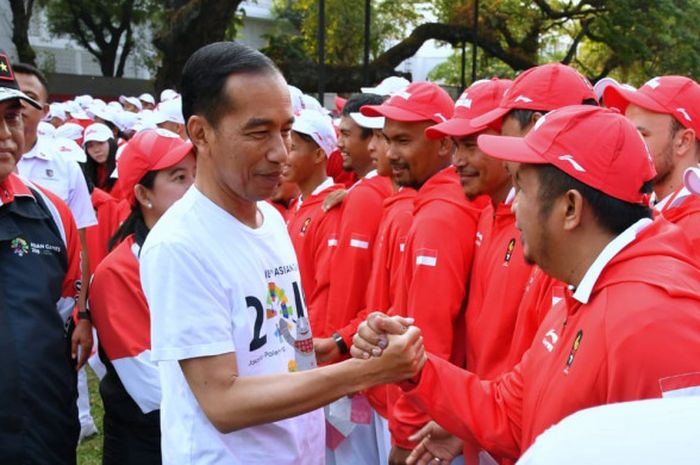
[91,98,107,110]
[139,93,155,105]
[54,138,87,163]
[160,89,179,102]
[55,122,85,141]
[107,101,123,112]
[65,100,89,120]
[288,85,304,114]
[88,105,116,124]
[83,123,113,145]
[113,111,139,133]
[75,94,94,109]
[46,103,67,122]
[684,166,700,196]
[350,112,385,129]
[152,98,185,125]
[119,95,143,111]
[38,121,56,138]
[361,76,411,96]
[292,109,337,157]
[301,94,327,113]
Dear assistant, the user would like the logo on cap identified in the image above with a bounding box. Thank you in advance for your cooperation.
[455,95,472,109]
[558,155,586,172]
[676,108,692,121]
[514,95,533,103]
[645,77,661,89]
[0,54,14,81]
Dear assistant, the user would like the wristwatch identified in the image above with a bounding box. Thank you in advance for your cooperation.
[331,331,349,355]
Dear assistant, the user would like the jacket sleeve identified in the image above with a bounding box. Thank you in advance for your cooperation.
[403,354,524,460]
[391,207,480,447]
[325,186,385,336]
[90,254,161,413]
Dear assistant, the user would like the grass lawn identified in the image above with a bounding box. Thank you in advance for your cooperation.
[77,367,104,465]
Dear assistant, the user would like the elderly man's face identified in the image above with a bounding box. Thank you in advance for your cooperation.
[0,99,24,182]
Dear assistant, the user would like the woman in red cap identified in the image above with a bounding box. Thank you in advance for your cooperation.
[89,128,196,464]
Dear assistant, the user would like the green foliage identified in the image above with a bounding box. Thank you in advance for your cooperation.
[266,0,426,65]
[428,44,516,86]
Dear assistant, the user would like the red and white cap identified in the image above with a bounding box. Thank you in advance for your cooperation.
[117,128,193,205]
[83,123,113,145]
[477,105,656,205]
[360,81,454,124]
[470,63,597,128]
[426,78,512,139]
[361,76,410,96]
[292,109,337,157]
[603,76,700,137]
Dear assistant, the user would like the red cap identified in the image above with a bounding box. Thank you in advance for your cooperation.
[117,128,194,206]
[425,78,512,139]
[603,76,700,137]
[470,63,597,128]
[335,96,347,113]
[360,81,454,124]
[477,105,656,204]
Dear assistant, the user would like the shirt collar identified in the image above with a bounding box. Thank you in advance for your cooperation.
[505,186,516,205]
[296,177,334,210]
[572,217,653,304]
[654,187,691,212]
[364,169,378,179]
[0,173,35,207]
[22,137,53,161]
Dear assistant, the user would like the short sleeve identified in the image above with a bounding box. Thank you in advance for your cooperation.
[66,161,98,229]
[140,240,236,362]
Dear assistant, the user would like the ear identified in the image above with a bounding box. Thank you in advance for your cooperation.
[187,115,211,157]
[133,184,152,210]
[438,136,455,159]
[675,127,697,160]
[526,112,545,132]
[313,147,327,165]
[41,103,49,117]
[561,189,584,232]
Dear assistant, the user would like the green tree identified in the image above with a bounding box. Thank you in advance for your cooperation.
[40,0,157,77]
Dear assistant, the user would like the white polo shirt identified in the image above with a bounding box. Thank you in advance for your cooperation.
[141,186,324,465]
[17,136,97,229]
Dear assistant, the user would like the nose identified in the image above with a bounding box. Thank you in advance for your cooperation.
[268,131,289,165]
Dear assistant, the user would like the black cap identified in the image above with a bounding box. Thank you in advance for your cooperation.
[0,51,41,109]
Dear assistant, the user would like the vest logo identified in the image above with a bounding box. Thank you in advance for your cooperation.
[11,237,29,257]
[45,169,54,178]
[542,329,559,352]
[300,217,311,235]
[564,329,583,374]
[504,238,516,265]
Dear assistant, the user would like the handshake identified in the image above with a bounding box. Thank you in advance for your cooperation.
[350,312,428,386]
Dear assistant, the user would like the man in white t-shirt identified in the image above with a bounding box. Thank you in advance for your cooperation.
[139,41,425,465]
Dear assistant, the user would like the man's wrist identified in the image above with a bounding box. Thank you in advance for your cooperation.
[331,331,348,355]
[78,310,91,322]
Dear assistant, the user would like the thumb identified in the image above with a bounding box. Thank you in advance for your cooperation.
[374,315,415,335]
[408,421,434,443]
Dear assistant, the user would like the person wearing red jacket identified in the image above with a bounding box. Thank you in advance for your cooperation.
[89,129,195,464]
[324,93,393,343]
[352,106,700,464]
[283,109,343,336]
[360,81,483,464]
[85,188,129,275]
[603,75,700,247]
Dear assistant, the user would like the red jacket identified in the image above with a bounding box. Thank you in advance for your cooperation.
[324,173,393,337]
[404,218,700,460]
[465,202,533,380]
[85,188,129,275]
[389,167,483,448]
[335,187,416,346]
[661,192,700,249]
[287,184,344,336]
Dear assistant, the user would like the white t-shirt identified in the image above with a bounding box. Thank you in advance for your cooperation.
[517,397,700,465]
[140,186,324,465]
[17,136,97,229]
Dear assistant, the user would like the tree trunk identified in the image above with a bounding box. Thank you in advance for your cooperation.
[9,0,36,65]
[153,0,245,92]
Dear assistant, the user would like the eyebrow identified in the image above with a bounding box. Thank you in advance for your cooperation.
[242,116,295,131]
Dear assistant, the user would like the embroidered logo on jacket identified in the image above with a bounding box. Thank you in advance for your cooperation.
[504,238,516,265]
[11,237,29,256]
[564,329,583,374]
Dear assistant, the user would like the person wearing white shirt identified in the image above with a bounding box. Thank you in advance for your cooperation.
[140,41,423,465]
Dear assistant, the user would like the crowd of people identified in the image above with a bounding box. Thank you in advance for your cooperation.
[1,38,700,465]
